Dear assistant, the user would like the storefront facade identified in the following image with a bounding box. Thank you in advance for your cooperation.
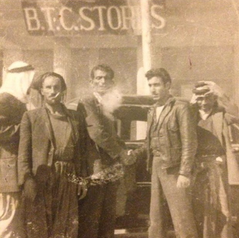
[0,0,239,103]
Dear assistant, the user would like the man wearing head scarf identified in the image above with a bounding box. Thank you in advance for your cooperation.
[0,61,35,238]
[18,72,90,238]
[191,81,239,238]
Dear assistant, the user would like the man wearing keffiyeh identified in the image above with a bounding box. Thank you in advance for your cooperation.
[191,81,239,238]
[0,61,35,238]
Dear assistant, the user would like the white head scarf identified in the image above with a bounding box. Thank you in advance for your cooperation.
[0,61,35,103]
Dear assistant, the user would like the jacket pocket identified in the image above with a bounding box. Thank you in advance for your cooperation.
[170,147,182,163]
[168,126,181,148]
[0,157,18,187]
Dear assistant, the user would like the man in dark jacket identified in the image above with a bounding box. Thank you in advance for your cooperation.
[132,68,198,238]
[78,64,132,238]
[18,72,89,238]
[0,61,35,238]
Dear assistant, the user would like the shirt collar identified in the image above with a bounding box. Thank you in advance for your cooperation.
[199,109,212,120]
[93,92,103,104]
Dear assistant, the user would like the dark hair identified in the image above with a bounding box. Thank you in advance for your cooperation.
[145,68,172,84]
[31,72,67,92]
[90,64,114,80]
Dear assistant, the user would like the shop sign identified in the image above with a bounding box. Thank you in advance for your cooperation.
[21,0,165,36]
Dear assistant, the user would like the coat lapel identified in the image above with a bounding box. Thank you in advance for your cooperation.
[212,111,224,146]
[147,107,154,134]
[147,97,175,137]
[41,108,56,148]
[66,110,80,143]
[156,97,175,131]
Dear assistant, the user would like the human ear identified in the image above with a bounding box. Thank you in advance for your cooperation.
[40,88,44,96]
[165,82,171,90]
[89,79,94,85]
[109,80,115,87]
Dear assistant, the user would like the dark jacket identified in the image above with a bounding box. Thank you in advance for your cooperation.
[192,104,239,185]
[134,96,197,177]
[78,95,125,175]
[0,93,27,192]
[18,106,89,186]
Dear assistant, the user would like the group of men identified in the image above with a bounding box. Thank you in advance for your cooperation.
[0,61,238,238]
[130,68,239,238]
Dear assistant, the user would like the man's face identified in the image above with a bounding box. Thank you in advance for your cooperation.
[41,76,62,105]
[91,69,114,95]
[196,94,216,112]
[148,76,170,102]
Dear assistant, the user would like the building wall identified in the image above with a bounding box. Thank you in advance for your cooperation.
[1,0,239,103]
[99,48,137,94]
[60,47,137,100]
[161,46,234,99]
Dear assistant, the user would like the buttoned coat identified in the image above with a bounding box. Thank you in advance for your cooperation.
[0,93,26,192]
[18,106,88,186]
[78,95,125,174]
[77,94,126,238]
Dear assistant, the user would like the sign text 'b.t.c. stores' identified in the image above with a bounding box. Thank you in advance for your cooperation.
[21,0,166,36]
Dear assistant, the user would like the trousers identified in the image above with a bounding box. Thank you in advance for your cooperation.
[78,182,118,238]
[148,157,198,238]
[192,157,232,238]
[0,192,25,238]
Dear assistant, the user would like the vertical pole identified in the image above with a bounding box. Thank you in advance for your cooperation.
[137,0,153,96]
[140,0,152,72]
[135,0,153,139]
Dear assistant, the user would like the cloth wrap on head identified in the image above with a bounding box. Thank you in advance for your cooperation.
[192,82,213,96]
[0,61,35,103]
[191,82,218,104]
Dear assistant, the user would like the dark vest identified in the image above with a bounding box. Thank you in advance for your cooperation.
[197,115,225,157]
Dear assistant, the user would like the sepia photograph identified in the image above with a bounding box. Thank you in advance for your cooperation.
[1,0,239,237]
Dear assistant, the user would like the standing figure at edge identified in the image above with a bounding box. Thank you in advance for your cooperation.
[191,81,239,238]
[0,61,35,238]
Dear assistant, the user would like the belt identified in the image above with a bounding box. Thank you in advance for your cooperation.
[153,156,161,159]
[198,154,220,158]
[152,150,162,157]
[54,160,73,163]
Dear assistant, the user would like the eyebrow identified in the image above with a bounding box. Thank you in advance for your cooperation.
[148,82,160,85]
